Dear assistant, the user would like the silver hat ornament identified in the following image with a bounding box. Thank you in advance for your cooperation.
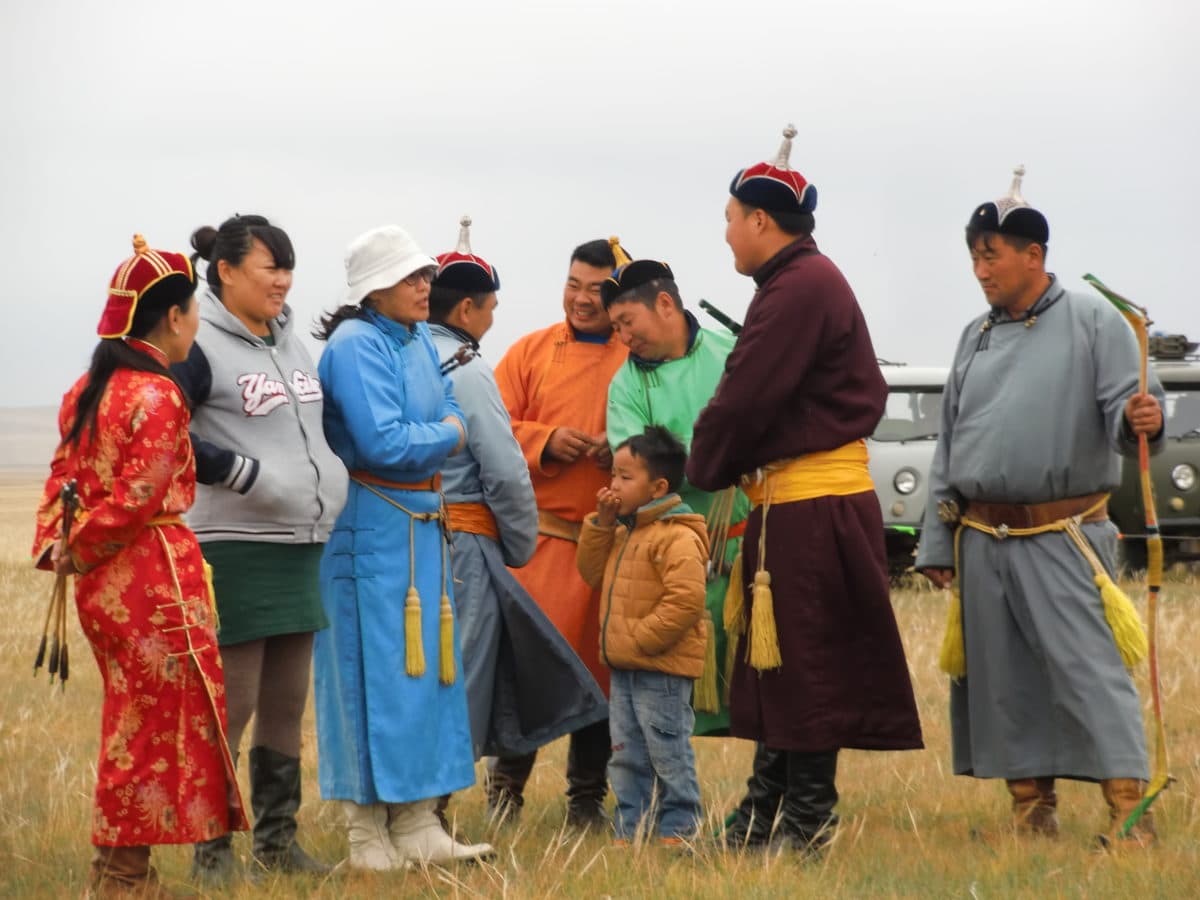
[455,215,473,254]
[995,164,1030,224]
[773,123,798,169]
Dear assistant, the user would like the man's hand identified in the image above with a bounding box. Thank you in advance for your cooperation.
[50,539,78,576]
[587,432,613,470]
[920,567,954,590]
[442,415,466,455]
[595,486,621,527]
[544,427,595,464]
[1124,392,1163,437]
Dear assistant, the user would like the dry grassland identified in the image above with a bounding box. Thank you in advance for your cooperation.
[0,473,1197,898]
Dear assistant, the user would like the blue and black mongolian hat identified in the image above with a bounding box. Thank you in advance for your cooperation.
[600,259,674,308]
[729,124,817,214]
[434,216,500,293]
[967,165,1049,245]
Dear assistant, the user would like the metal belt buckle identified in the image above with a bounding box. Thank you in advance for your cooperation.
[995,523,1010,540]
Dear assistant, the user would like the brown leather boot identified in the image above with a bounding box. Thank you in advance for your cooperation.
[1099,778,1157,848]
[1006,778,1059,836]
[85,846,190,898]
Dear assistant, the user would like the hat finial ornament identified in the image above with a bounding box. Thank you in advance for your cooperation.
[995,164,1029,222]
[609,236,633,269]
[132,234,148,255]
[774,123,798,169]
[455,215,473,254]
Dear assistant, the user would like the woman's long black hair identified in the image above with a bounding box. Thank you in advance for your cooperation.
[62,278,195,449]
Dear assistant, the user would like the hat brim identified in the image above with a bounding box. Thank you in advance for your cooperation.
[345,251,438,304]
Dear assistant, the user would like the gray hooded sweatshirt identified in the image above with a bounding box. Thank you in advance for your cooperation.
[172,289,348,543]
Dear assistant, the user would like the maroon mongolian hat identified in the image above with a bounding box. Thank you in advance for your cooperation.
[966,165,1050,245]
[433,216,500,293]
[729,124,817,215]
[97,234,196,338]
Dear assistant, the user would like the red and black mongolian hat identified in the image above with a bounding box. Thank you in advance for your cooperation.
[967,165,1049,245]
[433,216,500,293]
[600,258,675,308]
[97,234,196,338]
[729,124,817,214]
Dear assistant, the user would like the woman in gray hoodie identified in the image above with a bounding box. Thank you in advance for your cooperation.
[172,215,348,885]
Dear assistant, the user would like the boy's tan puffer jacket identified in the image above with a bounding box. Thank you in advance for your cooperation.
[576,494,709,678]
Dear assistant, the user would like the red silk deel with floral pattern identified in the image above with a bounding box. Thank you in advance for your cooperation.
[32,342,248,846]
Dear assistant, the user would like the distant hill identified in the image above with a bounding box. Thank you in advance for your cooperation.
[0,406,58,470]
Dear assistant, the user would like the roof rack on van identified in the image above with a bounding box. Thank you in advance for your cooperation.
[1149,334,1196,360]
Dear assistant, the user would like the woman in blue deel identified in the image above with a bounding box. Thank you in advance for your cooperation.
[312,224,493,870]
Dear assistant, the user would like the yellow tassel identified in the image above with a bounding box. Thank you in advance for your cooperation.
[694,611,719,714]
[201,559,220,632]
[938,588,967,679]
[404,586,425,677]
[723,551,744,634]
[748,570,782,671]
[1096,574,1148,668]
[439,590,456,685]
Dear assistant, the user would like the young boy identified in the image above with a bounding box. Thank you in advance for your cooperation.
[576,425,710,844]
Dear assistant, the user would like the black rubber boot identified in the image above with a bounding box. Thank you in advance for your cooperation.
[565,718,611,830]
[775,750,839,856]
[249,746,330,874]
[192,751,239,887]
[724,743,788,849]
[487,753,535,823]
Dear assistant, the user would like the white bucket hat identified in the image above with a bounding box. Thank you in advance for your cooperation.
[344,225,437,304]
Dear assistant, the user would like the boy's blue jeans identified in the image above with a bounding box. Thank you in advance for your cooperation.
[608,668,702,839]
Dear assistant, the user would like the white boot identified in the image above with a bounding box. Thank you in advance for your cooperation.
[342,801,405,871]
[388,799,495,864]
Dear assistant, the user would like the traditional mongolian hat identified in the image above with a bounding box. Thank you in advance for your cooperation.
[97,234,196,339]
[600,259,675,308]
[967,165,1049,245]
[433,216,500,293]
[729,124,817,214]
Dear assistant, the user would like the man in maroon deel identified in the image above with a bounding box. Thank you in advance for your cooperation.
[688,125,922,855]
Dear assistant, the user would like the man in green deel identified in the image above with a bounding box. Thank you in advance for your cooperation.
[603,259,749,735]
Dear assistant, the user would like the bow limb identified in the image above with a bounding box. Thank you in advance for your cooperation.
[1083,274,1171,833]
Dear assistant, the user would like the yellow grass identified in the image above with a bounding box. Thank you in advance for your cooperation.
[1,473,1197,898]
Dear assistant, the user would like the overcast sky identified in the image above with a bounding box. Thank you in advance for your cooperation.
[1,0,1195,413]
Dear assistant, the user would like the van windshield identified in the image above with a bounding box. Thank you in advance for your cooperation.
[872,388,944,442]
[1164,388,1200,439]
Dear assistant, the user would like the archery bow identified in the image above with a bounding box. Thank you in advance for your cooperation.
[1083,273,1172,835]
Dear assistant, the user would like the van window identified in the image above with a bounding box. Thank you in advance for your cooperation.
[1164,389,1200,439]
[872,389,944,442]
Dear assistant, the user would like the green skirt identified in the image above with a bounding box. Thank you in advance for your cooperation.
[202,541,328,646]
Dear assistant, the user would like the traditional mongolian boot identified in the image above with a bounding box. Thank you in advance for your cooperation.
[1098,778,1157,849]
[342,801,404,871]
[722,743,788,849]
[1007,778,1059,837]
[87,846,188,898]
[486,754,534,824]
[565,720,611,830]
[190,751,239,887]
[775,750,839,856]
[248,746,330,874]
[388,800,496,865]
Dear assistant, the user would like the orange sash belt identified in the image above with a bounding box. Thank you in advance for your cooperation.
[446,502,499,540]
[350,470,443,492]
[148,515,185,528]
[537,509,582,543]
